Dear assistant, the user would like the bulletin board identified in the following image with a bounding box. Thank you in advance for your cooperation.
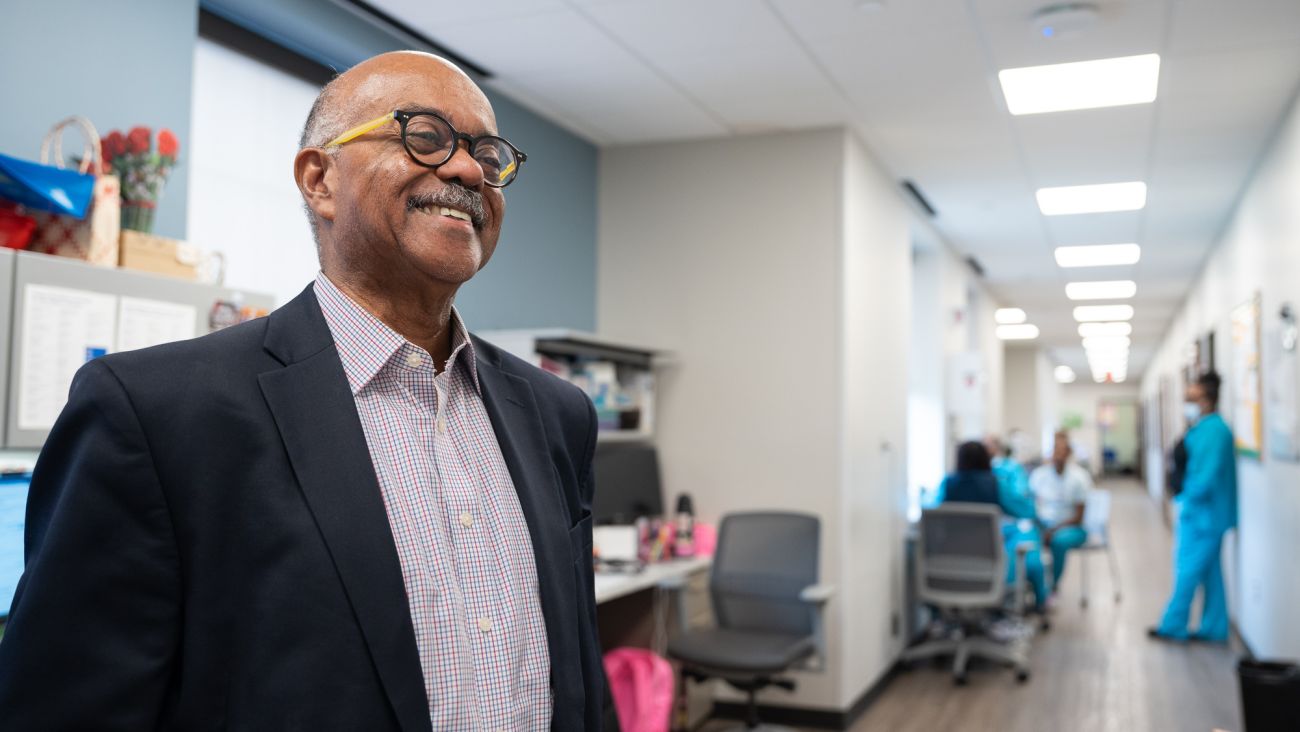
[1231,294,1263,459]
[1266,302,1300,462]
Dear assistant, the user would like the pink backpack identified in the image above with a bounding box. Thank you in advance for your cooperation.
[603,647,674,732]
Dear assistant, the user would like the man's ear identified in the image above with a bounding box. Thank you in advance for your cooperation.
[294,147,338,226]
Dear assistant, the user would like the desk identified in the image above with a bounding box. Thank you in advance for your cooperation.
[594,556,712,605]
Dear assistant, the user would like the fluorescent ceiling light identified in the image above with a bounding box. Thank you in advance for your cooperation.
[1078,322,1133,338]
[995,308,1027,324]
[1067,280,1137,301]
[998,53,1160,115]
[1055,244,1142,268]
[1055,365,1077,384]
[997,324,1040,340]
[1083,335,1131,351]
[1037,182,1147,215]
[1074,304,1134,322]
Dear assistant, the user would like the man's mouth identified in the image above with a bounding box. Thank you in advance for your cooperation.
[407,187,486,229]
[412,203,474,224]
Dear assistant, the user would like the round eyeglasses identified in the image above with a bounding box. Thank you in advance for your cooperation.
[326,109,527,188]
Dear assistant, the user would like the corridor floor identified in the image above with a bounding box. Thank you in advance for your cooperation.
[848,479,1242,732]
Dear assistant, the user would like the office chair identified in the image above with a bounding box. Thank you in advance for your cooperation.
[901,503,1031,686]
[1076,489,1122,608]
[666,512,833,731]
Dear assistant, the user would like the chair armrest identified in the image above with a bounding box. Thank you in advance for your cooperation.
[800,584,836,604]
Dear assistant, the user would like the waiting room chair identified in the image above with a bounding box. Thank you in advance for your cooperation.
[901,503,1031,685]
[1077,488,1122,608]
[666,512,833,731]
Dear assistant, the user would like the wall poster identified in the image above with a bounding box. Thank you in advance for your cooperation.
[1230,294,1264,459]
[1266,302,1300,462]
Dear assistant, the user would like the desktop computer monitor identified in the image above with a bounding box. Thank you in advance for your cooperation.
[0,474,30,619]
[592,441,664,525]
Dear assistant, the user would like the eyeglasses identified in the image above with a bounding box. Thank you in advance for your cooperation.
[325,110,527,188]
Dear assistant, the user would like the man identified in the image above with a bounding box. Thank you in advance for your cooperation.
[1151,371,1237,643]
[1029,431,1093,598]
[987,434,1033,520]
[0,52,604,730]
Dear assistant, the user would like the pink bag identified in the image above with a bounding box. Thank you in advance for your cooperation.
[603,647,674,732]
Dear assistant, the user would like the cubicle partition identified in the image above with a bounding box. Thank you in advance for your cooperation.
[1,250,274,449]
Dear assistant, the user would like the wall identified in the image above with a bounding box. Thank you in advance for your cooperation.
[200,0,598,329]
[598,127,914,712]
[0,0,198,240]
[1003,346,1063,461]
[1060,382,1140,475]
[1141,88,1300,659]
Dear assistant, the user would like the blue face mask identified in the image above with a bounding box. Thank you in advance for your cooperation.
[1184,401,1202,422]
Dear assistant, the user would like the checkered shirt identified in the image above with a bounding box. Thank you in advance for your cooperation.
[314,273,552,731]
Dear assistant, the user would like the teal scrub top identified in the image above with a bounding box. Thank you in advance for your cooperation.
[993,457,1036,521]
[1180,412,1238,533]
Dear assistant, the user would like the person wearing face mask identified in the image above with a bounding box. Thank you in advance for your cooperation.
[1150,371,1238,643]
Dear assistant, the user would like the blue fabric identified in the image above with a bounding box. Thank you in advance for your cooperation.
[938,471,1001,506]
[1047,525,1087,588]
[1158,412,1237,640]
[992,458,1035,520]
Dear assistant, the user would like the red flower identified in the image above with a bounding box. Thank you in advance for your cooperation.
[158,128,179,158]
[126,126,151,154]
[103,130,126,160]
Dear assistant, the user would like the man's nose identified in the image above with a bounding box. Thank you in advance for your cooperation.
[436,141,485,188]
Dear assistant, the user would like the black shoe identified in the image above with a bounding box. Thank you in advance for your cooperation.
[1147,627,1186,643]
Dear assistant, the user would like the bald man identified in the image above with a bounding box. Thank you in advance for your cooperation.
[0,52,605,731]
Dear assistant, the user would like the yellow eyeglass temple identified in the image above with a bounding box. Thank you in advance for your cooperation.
[325,112,396,147]
[497,160,517,183]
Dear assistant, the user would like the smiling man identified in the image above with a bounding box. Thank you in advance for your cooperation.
[0,52,604,731]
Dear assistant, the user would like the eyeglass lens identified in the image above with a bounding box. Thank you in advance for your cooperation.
[404,114,520,187]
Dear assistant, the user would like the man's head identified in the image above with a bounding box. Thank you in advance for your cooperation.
[1188,371,1222,415]
[984,434,1006,461]
[1052,430,1072,471]
[294,51,509,293]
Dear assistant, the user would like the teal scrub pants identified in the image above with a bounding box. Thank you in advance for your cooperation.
[1048,525,1087,589]
[1003,522,1048,608]
[1157,522,1228,641]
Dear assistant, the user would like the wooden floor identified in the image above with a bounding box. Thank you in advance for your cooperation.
[705,480,1242,732]
[849,479,1242,732]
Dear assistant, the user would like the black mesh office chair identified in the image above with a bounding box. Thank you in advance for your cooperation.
[667,512,832,731]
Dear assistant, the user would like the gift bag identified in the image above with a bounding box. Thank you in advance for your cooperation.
[27,117,121,267]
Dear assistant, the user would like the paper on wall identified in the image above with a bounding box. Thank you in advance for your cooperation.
[18,285,118,431]
[117,296,197,353]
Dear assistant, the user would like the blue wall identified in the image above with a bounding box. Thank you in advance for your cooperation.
[0,0,197,240]
[203,0,598,331]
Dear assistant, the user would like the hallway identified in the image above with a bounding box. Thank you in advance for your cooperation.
[850,480,1241,732]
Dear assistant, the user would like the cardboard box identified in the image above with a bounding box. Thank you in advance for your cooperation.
[119,230,198,281]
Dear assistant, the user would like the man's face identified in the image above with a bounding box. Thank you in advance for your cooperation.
[328,63,506,289]
[1187,383,1206,409]
[1052,438,1071,467]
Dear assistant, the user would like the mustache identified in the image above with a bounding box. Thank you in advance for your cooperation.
[407,184,487,229]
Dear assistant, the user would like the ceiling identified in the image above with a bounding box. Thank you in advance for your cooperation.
[372,0,1300,379]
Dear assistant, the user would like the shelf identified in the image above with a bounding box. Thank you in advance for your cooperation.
[597,430,653,443]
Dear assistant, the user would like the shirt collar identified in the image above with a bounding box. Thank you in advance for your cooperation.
[313,272,481,395]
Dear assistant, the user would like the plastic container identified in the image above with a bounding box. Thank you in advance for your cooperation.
[1238,658,1300,731]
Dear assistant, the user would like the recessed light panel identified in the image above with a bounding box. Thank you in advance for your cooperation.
[1037,182,1147,216]
[1055,244,1142,268]
[998,53,1160,115]
[1055,365,1077,384]
[1078,322,1133,338]
[1066,280,1137,301]
[1074,304,1135,322]
[995,308,1027,324]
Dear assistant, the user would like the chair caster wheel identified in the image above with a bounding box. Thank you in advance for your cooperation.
[1016,670,1030,683]
[1081,598,1089,609]
[954,674,968,686]
[1040,619,1052,632]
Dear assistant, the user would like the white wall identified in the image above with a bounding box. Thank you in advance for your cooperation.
[188,37,320,306]
[1060,382,1140,474]
[598,127,913,711]
[1141,90,1300,659]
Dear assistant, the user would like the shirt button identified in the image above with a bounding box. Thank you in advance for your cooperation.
[478,617,493,633]
[405,353,421,368]
[459,512,474,528]
[437,417,448,434]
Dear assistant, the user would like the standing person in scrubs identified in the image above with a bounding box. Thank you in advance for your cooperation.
[1029,432,1092,601]
[1151,371,1238,643]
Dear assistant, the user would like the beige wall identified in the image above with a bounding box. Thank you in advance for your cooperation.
[597,127,913,711]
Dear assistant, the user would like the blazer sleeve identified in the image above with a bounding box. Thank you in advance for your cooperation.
[575,397,605,732]
[0,358,181,731]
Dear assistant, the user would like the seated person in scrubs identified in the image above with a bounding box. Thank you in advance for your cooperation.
[1029,432,1093,599]
[938,441,1048,610]
[1150,371,1237,643]
[987,434,1034,520]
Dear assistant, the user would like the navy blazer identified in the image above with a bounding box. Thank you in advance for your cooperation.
[0,285,604,731]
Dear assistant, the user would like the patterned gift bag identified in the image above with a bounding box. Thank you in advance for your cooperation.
[28,116,121,267]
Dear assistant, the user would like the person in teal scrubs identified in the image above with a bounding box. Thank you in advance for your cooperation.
[1152,371,1238,643]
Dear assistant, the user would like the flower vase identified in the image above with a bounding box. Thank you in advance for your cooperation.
[121,203,156,233]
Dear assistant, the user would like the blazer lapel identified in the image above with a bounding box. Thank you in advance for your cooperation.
[474,348,585,719]
[258,287,430,732]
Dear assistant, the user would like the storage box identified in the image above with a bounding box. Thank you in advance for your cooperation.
[119,230,198,280]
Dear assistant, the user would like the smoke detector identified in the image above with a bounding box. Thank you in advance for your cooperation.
[1032,3,1101,39]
